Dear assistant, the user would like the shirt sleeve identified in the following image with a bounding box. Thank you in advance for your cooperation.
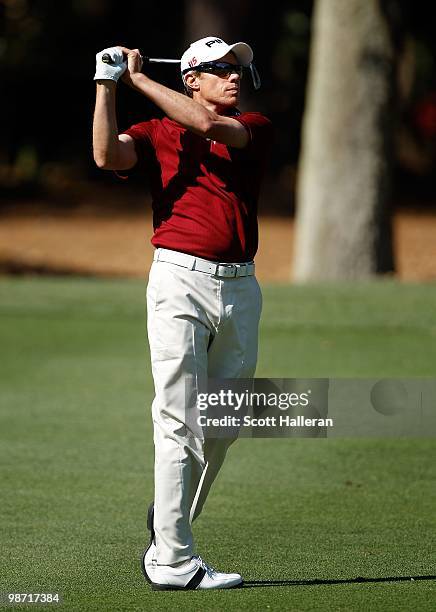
[233,112,274,169]
[234,112,273,150]
[121,120,156,164]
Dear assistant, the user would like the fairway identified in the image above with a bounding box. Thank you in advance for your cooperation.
[0,277,435,611]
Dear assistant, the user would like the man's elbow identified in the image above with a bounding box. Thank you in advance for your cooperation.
[200,118,220,140]
[94,156,108,170]
[201,122,249,149]
[93,152,117,170]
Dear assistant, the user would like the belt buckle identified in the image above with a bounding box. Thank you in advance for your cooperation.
[218,264,237,278]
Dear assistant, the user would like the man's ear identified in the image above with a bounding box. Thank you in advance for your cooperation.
[185,72,201,93]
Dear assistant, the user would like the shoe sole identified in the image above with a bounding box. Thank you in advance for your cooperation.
[149,578,244,591]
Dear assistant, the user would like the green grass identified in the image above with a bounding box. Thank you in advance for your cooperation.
[0,277,435,611]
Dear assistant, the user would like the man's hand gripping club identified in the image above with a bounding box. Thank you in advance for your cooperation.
[94,46,143,85]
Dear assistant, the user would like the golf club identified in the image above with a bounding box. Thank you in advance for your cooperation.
[101,53,180,65]
[101,52,261,89]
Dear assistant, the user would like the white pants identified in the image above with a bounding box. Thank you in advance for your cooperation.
[146,249,262,565]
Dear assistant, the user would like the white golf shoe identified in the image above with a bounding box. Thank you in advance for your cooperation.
[142,554,243,590]
[140,501,242,590]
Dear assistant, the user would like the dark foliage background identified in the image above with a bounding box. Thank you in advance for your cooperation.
[0,0,435,212]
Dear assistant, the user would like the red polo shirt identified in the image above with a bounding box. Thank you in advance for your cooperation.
[123,111,272,262]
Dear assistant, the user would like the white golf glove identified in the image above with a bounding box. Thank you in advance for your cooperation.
[94,46,127,82]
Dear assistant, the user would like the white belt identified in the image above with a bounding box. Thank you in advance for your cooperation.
[154,248,255,279]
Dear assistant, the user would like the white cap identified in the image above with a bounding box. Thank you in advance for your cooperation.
[180,36,253,78]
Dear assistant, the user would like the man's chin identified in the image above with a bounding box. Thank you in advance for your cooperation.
[225,94,240,106]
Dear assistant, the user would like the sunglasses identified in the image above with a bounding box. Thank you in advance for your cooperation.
[184,61,243,79]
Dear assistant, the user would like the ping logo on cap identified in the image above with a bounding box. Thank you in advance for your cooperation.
[205,38,223,48]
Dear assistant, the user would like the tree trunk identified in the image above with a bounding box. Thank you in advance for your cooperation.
[293,0,397,280]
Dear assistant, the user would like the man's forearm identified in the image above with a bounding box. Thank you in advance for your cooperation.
[129,73,217,136]
[93,82,121,168]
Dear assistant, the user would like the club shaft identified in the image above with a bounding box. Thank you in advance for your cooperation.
[101,53,180,65]
[147,58,180,64]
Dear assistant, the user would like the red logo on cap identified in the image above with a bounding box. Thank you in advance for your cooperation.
[188,57,198,67]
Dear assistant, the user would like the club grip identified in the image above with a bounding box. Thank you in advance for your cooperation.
[101,52,146,65]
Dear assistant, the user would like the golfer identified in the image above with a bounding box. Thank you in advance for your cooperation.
[93,36,272,590]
